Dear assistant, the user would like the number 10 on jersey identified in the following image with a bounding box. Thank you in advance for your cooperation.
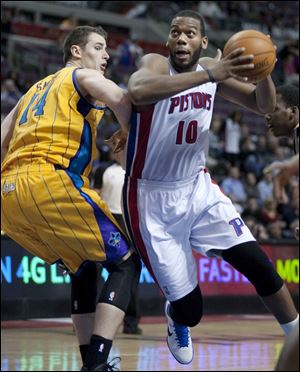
[176,120,198,144]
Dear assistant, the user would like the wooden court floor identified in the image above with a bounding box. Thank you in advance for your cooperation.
[1,315,285,371]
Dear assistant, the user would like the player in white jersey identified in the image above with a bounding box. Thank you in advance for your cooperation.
[123,10,299,365]
[263,85,299,371]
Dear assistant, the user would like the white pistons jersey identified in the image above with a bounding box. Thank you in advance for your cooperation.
[126,64,217,181]
[123,63,256,301]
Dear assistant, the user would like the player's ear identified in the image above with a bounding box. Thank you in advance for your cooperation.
[70,44,81,59]
[290,106,299,122]
[201,36,208,50]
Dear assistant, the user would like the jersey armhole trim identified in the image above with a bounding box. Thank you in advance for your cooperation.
[72,68,107,111]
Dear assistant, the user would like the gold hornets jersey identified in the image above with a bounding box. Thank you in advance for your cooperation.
[2,66,105,176]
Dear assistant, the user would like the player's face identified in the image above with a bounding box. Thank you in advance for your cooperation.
[80,32,109,74]
[167,17,208,73]
[265,94,298,137]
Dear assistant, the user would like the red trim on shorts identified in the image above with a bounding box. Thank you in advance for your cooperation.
[127,178,160,289]
[132,106,154,178]
[205,167,225,194]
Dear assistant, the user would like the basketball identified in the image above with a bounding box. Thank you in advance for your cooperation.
[223,30,276,83]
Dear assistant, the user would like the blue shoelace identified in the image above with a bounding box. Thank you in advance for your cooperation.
[173,323,190,347]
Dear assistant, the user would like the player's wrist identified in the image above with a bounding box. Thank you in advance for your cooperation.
[205,68,216,83]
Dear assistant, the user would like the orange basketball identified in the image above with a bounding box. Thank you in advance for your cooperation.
[223,30,276,83]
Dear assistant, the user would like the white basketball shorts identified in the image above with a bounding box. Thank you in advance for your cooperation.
[123,169,256,301]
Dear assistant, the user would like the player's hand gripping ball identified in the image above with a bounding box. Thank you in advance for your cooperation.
[223,30,276,83]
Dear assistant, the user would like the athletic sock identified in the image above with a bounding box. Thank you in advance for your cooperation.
[84,334,112,369]
[79,344,89,364]
[281,314,299,336]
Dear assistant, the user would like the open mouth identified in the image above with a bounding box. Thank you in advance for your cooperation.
[175,50,190,60]
[100,63,107,72]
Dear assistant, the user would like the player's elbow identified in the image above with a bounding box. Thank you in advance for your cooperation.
[107,90,129,110]
[128,84,145,106]
[258,101,276,115]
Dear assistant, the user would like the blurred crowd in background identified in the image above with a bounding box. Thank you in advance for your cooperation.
[1,1,299,243]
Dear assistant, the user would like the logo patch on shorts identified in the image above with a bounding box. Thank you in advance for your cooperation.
[229,217,245,236]
[108,232,121,248]
[2,182,16,194]
[108,291,115,301]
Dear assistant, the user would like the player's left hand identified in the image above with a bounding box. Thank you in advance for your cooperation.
[263,161,290,203]
[105,129,128,153]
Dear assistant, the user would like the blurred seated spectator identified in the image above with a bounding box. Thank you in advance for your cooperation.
[221,166,247,208]
[257,172,274,205]
[1,78,22,114]
[243,216,269,242]
[242,197,260,220]
[267,221,285,240]
[59,14,78,31]
[198,1,225,29]
[209,115,224,159]
[113,36,143,76]
[243,172,259,200]
[259,198,280,225]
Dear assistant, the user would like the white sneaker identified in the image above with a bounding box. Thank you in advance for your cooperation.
[165,301,193,364]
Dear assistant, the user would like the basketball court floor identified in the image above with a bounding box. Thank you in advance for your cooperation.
[1,314,284,371]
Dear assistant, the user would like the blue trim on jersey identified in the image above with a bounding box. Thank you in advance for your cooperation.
[65,170,130,263]
[126,111,138,176]
[69,120,92,175]
[72,68,107,111]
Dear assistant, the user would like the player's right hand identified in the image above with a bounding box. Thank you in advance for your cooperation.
[105,128,128,153]
[209,47,255,82]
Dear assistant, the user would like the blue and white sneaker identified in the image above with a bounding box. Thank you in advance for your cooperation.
[165,301,193,364]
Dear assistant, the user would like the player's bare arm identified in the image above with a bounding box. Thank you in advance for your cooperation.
[200,54,276,115]
[76,68,132,131]
[129,49,255,106]
[217,74,276,114]
[129,53,206,105]
[1,103,20,164]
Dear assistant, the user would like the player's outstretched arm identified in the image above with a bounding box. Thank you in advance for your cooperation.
[263,155,299,203]
[129,49,255,106]
[128,53,209,105]
[76,69,132,132]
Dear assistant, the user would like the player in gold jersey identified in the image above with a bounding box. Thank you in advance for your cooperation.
[1,26,141,371]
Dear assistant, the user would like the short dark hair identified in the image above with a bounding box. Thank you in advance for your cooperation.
[277,85,299,109]
[171,10,206,36]
[63,25,107,64]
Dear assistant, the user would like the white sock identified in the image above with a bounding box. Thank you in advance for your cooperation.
[281,314,299,336]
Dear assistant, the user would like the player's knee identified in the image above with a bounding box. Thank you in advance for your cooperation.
[99,252,142,312]
[222,241,284,297]
[170,286,203,327]
[70,261,99,314]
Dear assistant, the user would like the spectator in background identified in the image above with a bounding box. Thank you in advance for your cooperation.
[260,198,280,225]
[114,36,143,76]
[1,78,22,114]
[242,197,260,221]
[59,14,79,31]
[223,111,243,167]
[243,215,269,242]
[257,172,274,206]
[198,1,225,29]
[243,172,259,200]
[267,221,285,240]
[221,167,247,213]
